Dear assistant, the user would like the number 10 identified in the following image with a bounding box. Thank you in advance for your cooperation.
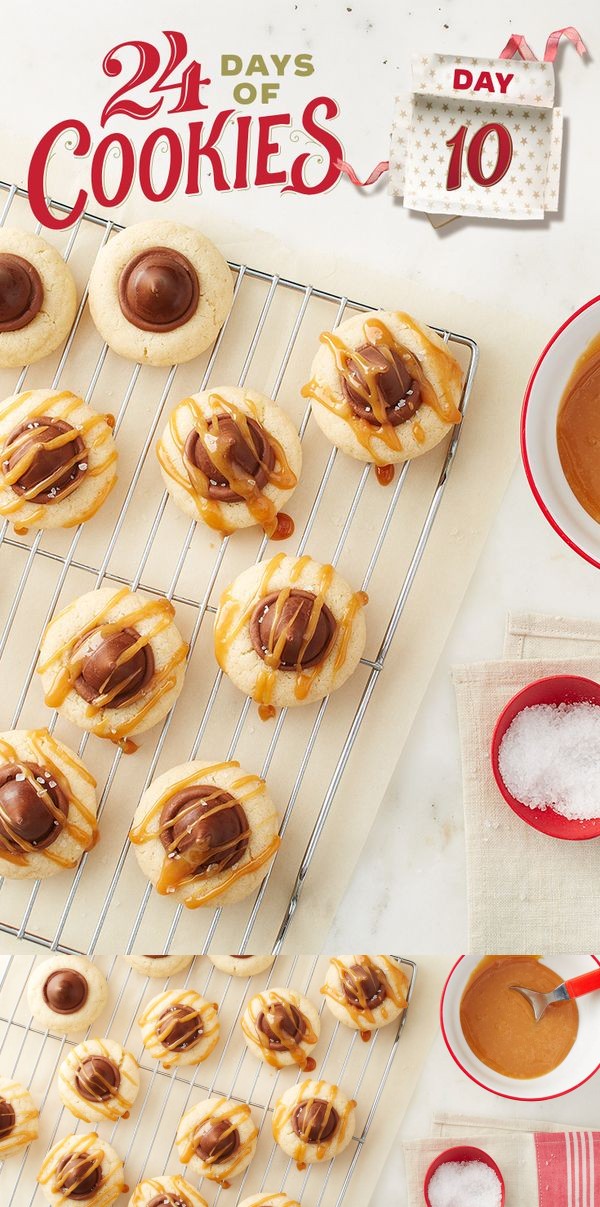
[445,122,513,191]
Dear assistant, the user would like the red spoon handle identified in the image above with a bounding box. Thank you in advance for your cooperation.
[564,968,600,999]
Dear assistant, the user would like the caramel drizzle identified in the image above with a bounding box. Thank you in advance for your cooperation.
[157,392,297,538]
[214,555,367,706]
[130,1179,202,1207]
[61,1041,136,1122]
[242,991,317,1069]
[0,390,117,526]
[0,1080,38,1154]
[301,314,462,465]
[245,1198,299,1207]
[272,1081,356,1166]
[129,760,279,904]
[179,1098,257,1183]
[0,731,98,869]
[322,956,408,1027]
[37,588,188,740]
[139,991,219,1069]
[38,1132,125,1207]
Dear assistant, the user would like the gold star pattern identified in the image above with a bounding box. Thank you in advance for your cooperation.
[390,57,562,218]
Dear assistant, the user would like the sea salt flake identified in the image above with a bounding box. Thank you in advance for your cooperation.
[498,701,600,821]
[428,1159,502,1207]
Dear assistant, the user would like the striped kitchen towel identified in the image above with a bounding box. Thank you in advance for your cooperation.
[404,1121,600,1205]
[536,1130,599,1207]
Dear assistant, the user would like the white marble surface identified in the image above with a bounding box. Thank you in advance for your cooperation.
[3,2,600,1203]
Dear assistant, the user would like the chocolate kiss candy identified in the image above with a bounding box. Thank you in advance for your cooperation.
[159,785,249,875]
[194,1117,239,1163]
[184,413,274,502]
[73,626,154,708]
[43,968,89,1014]
[3,416,86,503]
[250,589,337,670]
[0,761,68,851]
[343,343,422,426]
[155,1003,203,1051]
[342,961,387,1010]
[54,1152,101,1200]
[0,252,43,331]
[75,1055,121,1102]
[257,1000,306,1050]
[0,1097,16,1139]
[292,1098,339,1143]
[118,246,199,332]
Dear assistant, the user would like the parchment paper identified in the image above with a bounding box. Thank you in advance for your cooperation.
[0,137,547,953]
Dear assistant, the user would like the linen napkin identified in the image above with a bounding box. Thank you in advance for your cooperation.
[405,1113,600,1205]
[453,611,600,950]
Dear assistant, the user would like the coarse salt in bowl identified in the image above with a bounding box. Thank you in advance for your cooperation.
[424,1146,505,1207]
[490,674,600,840]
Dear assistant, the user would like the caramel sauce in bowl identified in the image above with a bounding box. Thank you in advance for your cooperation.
[441,955,600,1100]
[459,956,578,1080]
[557,332,600,523]
[521,300,600,569]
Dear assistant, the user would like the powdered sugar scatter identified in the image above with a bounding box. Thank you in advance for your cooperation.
[428,1159,502,1207]
[498,702,600,820]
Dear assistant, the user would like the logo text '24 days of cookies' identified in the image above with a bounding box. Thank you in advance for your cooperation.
[28,31,345,229]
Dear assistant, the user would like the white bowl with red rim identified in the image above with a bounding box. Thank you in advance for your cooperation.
[521,294,600,568]
[441,954,600,1101]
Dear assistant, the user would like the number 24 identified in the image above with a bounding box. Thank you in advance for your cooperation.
[101,30,209,126]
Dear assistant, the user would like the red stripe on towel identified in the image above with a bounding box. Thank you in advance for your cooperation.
[535,1132,600,1206]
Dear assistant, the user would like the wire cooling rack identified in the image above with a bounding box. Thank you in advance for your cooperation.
[0,953,417,1206]
[0,181,478,955]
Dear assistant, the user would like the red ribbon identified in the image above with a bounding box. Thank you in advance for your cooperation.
[337,26,587,188]
[499,26,587,62]
[335,158,390,186]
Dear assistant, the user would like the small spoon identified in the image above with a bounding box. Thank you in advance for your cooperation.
[511,968,600,1021]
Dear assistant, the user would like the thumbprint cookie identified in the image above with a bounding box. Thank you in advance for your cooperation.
[128,1176,208,1207]
[27,955,108,1036]
[37,586,187,742]
[208,954,275,978]
[37,1133,125,1206]
[239,1198,300,1207]
[321,954,409,1037]
[130,759,280,909]
[303,309,463,466]
[176,1097,258,1185]
[241,986,320,1069]
[138,988,220,1069]
[58,1038,140,1123]
[88,219,233,366]
[0,728,97,880]
[158,386,301,538]
[0,1077,38,1158]
[0,389,117,531]
[272,1079,356,1166]
[0,228,77,368]
[214,553,367,711]
[125,954,194,979]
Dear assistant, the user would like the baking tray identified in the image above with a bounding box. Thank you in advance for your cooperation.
[0,181,479,954]
[0,953,417,1205]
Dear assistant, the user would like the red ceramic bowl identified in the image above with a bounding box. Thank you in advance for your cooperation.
[491,674,600,840]
[424,1145,505,1206]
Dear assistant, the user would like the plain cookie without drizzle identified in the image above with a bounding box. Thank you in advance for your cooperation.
[0,228,77,368]
[88,220,233,366]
